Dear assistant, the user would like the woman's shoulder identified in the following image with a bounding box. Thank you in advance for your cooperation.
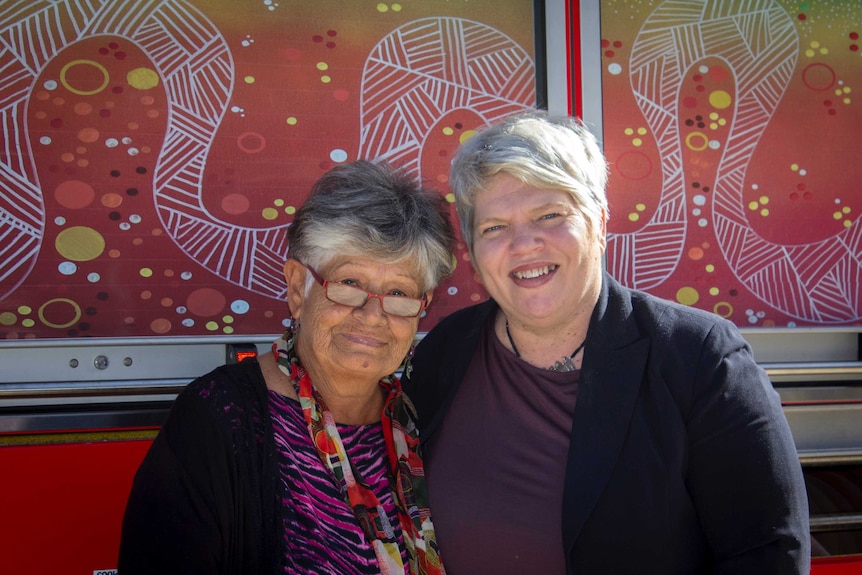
[176,359,268,420]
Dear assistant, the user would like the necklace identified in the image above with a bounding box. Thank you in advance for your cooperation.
[505,319,586,372]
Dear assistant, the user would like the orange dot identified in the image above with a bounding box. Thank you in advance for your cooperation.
[60,152,75,163]
[132,237,143,246]
[77,127,99,142]
[141,290,152,300]
[141,95,155,105]
[101,193,123,208]
[36,91,50,101]
[73,102,93,115]
[160,297,173,307]
[150,318,172,334]
[146,109,159,118]
[108,249,121,258]
[128,122,139,130]
[688,247,704,260]
[221,193,250,215]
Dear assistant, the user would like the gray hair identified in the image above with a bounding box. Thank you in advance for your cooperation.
[449,111,609,254]
[287,160,456,290]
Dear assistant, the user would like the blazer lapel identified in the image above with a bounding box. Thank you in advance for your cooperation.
[561,275,650,551]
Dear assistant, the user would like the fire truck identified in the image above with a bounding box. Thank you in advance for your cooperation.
[1,0,860,572]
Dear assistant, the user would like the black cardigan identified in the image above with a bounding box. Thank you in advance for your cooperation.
[406,273,810,574]
[119,359,282,575]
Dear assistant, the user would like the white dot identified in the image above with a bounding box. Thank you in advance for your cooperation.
[181,271,193,280]
[129,214,142,224]
[608,63,622,75]
[799,169,807,176]
[182,318,195,327]
[693,194,706,206]
[87,272,100,283]
[176,306,187,314]
[54,216,66,225]
[122,137,132,144]
[44,80,58,90]
[447,286,458,296]
[40,136,52,145]
[698,218,708,227]
[119,222,131,230]
[748,315,758,324]
[231,300,250,314]
[708,140,720,150]
[105,138,119,148]
[692,208,701,216]
[329,148,348,162]
[58,261,77,275]
[128,147,139,156]
[699,65,709,73]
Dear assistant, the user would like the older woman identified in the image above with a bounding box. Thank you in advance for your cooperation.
[119,160,453,575]
[406,112,810,574]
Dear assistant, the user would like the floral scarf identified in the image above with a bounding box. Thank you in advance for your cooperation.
[273,331,444,575]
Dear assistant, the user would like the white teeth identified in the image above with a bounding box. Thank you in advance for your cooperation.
[514,265,556,279]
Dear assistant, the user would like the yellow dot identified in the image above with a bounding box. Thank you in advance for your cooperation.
[460,129,477,144]
[624,128,633,135]
[285,206,296,214]
[833,211,843,220]
[835,89,843,96]
[0,312,16,326]
[637,127,647,135]
[676,286,700,306]
[820,47,828,55]
[790,163,799,171]
[843,86,852,94]
[810,41,820,49]
[442,127,454,136]
[139,267,153,278]
[55,226,105,261]
[636,203,646,211]
[705,264,715,272]
[205,321,219,331]
[286,117,298,125]
[377,3,388,12]
[628,213,640,222]
[709,90,732,109]
[317,62,328,71]
[262,207,279,220]
[392,3,402,10]
[842,206,851,214]
[718,118,727,126]
[445,193,455,203]
[759,196,769,204]
[709,287,720,296]
[843,98,851,105]
[632,138,643,147]
[709,112,719,120]
[223,325,235,334]
[320,76,331,83]
[126,67,159,90]
[22,318,35,328]
[17,306,32,314]
[244,76,255,84]
[845,220,853,228]
[760,208,769,217]
[709,122,718,130]
[222,315,234,324]
[748,201,759,210]
[805,49,815,58]
[274,198,284,207]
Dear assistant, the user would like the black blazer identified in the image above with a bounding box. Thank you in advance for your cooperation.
[407,273,810,574]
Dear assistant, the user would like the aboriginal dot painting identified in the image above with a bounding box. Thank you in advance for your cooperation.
[601,0,862,327]
[0,0,534,339]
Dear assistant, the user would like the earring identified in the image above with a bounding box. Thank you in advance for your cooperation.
[403,343,416,379]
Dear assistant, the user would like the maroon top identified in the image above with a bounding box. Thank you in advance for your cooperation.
[425,313,580,574]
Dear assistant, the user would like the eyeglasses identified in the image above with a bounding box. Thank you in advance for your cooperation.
[303,263,428,318]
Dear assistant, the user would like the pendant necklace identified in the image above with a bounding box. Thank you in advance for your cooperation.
[505,319,586,372]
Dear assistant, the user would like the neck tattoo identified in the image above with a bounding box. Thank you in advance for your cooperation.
[505,319,586,372]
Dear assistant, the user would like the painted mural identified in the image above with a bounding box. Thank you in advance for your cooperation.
[601,0,862,327]
[0,0,534,340]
